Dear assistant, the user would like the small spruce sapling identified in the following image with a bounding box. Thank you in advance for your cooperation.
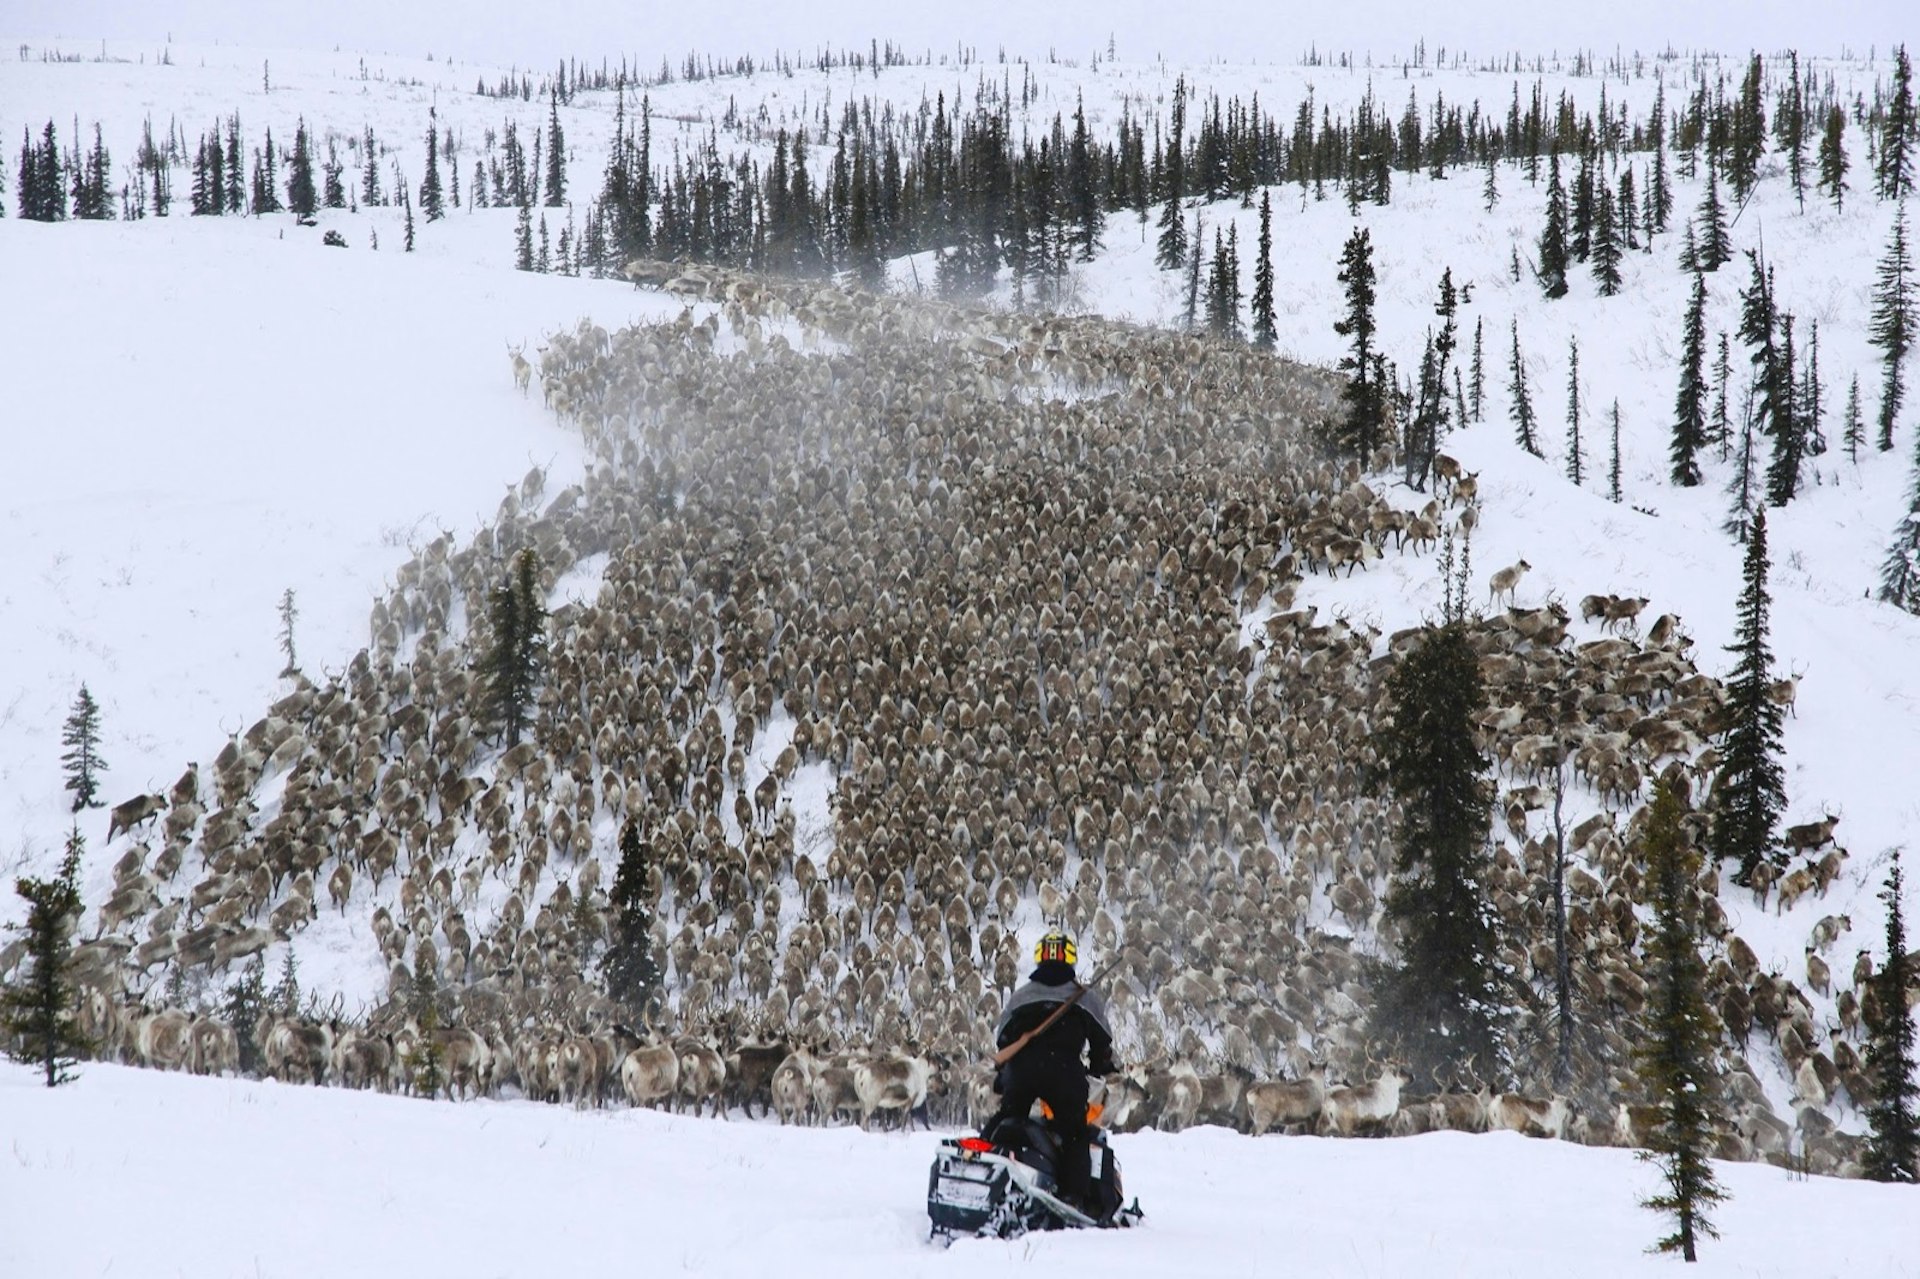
[60,684,107,811]
[277,588,299,677]
[223,955,268,1075]
[1610,401,1624,503]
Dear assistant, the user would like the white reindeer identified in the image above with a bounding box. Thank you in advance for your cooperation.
[507,341,532,396]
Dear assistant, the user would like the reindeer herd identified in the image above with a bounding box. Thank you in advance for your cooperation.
[7,259,1900,1181]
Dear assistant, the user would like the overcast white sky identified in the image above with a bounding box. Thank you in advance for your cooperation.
[4,1,1912,70]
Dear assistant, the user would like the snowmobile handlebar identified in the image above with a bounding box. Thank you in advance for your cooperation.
[991,946,1131,1069]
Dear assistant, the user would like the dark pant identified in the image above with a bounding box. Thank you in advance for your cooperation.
[994,1052,1091,1206]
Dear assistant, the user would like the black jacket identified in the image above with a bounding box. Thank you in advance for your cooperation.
[994,961,1117,1076]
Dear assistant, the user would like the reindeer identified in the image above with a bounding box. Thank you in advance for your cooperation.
[106,793,166,842]
[674,1034,728,1118]
[1487,560,1532,607]
[854,1050,932,1131]
[723,1020,790,1119]
[1318,1057,1406,1137]
[1245,1063,1327,1136]
[1782,813,1840,856]
[508,341,532,396]
[1490,1092,1569,1139]
[614,1023,680,1110]
[1808,913,1851,954]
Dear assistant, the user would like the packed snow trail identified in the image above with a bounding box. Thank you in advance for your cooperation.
[2,1061,1913,1278]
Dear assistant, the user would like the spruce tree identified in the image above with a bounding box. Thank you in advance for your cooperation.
[259,127,280,213]
[403,185,416,252]
[1712,333,1734,454]
[1729,53,1767,205]
[1570,146,1595,264]
[270,947,300,1016]
[1678,221,1700,274]
[1592,182,1624,296]
[361,125,382,206]
[1155,79,1188,271]
[514,199,533,270]
[1405,268,1459,490]
[1862,849,1919,1182]
[1205,227,1242,341]
[1710,508,1787,886]
[1618,166,1640,251]
[1566,337,1585,485]
[1783,52,1809,212]
[59,684,106,811]
[1651,82,1673,233]
[407,972,446,1100]
[1539,149,1570,299]
[1375,612,1503,1093]
[1879,45,1915,203]
[286,118,316,218]
[1509,320,1542,457]
[1696,152,1732,273]
[1333,226,1386,459]
[1482,151,1499,213]
[277,588,299,677]
[1870,202,1915,454]
[1250,189,1276,351]
[203,128,225,215]
[1182,210,1205,331]
[1802,320,1827,457]
[1068,92,1101,261]
[545,90,567,207]
[1635,775,1728,1263]
[1,827,90,1086]
[223,955,267,1075]
[1845,373,1866,462]
[482,548,548,744]
[75,124,112,220]
[18,122,55,221]
[1819,103,1850,213]
[1469,318,1485,422]
[420,111,444,222]
[1609,401,1624,502]
[1725,393,1760,539]
[225,116,244,212]
[1737,250,1804,506]
[1880,383,1920,611]
[1672,270,1710,485]
[323,137,345,209]
[601,821,664,1019]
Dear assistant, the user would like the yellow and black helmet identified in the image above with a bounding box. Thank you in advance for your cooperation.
[1034,931,1077,966]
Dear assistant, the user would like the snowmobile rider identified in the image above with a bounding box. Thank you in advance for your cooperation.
[990,931,1117,1211]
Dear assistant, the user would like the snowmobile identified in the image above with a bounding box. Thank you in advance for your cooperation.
[927,1103,1144,1242]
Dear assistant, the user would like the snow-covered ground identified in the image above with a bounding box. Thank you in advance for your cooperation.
[4,1057,1914,1279]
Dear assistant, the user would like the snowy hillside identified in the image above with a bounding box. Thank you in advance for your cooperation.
[4,41,1916,980]
[4,1057,1915,1279]
[1,28,1919,1262]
